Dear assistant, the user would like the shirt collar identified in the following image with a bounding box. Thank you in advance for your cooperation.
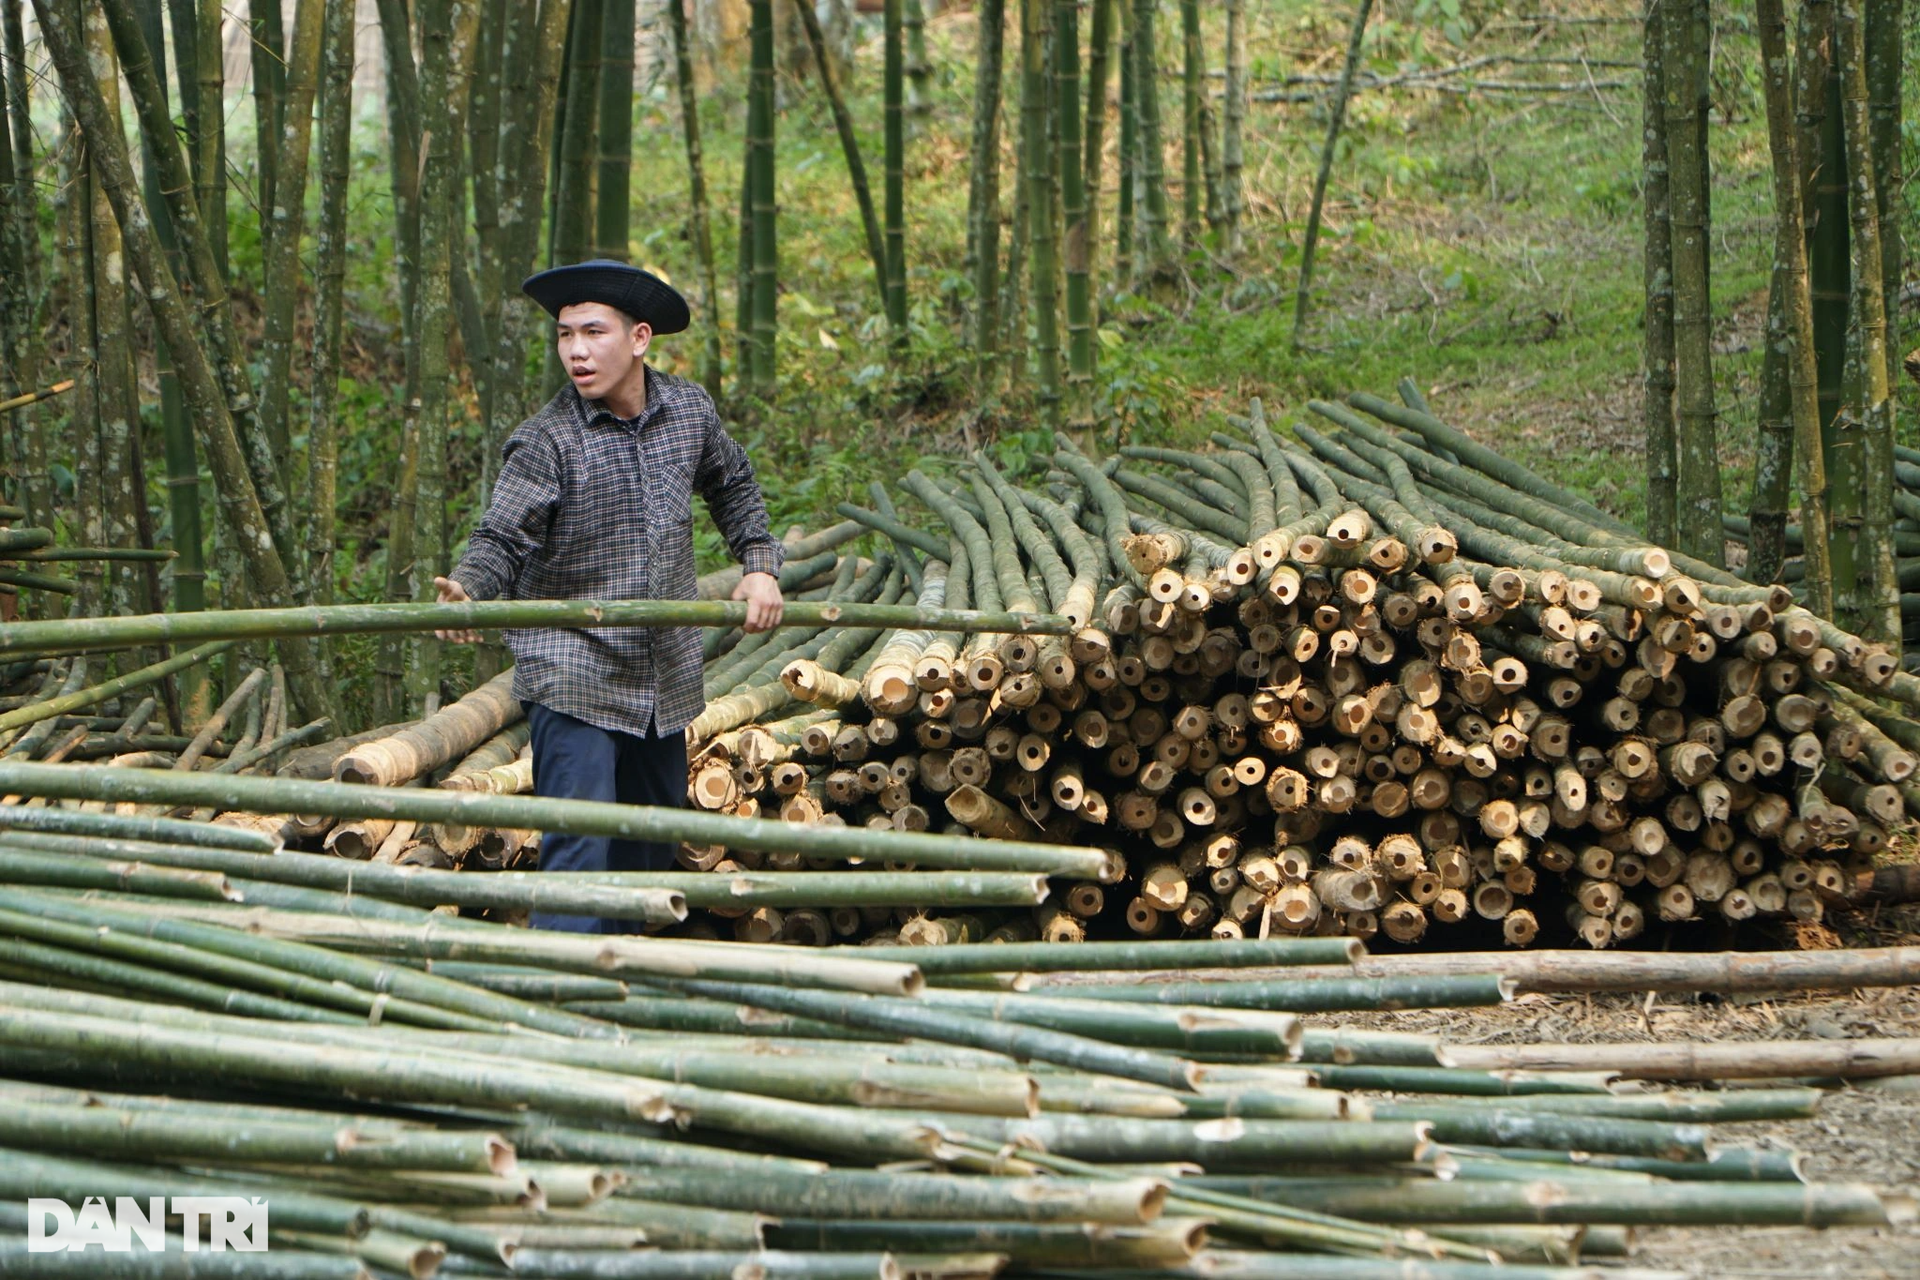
[576,366,673,432]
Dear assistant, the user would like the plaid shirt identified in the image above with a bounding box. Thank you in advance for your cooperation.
[452,369,784,736]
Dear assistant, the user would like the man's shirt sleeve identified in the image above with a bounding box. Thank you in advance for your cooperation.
[694,399,785,581]
[452,431,563,601]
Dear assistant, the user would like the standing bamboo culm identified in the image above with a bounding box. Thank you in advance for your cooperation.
[308,0,356,621]
[546,0,603,392]
[1292,0,1373,345]
[1833,0,1897,644]
[1222,0,1246,256]
[794,0,889,333]
[1802,2,1855,623]
[1641,0,1677,549]
[882,0,908,348]
[1056,0,1093,420]
[254,0,326,495]
[1660,0,1722,566]
[1861,0,1899,399]
[1081,0,1114,298]
[1178,0,1201,246]
[747,0,778,396]
[667,0,724,395]
[246,0,285,270]
[194,0,227,277]
[966,0,1007,380]
[1755,0,1834,618]
[1116,1,1135,269]
[1127,0,1168,282]
[129,0,207,709]
[1021,0,1061,420]
[405,0,483,713]
[594,0,635,261]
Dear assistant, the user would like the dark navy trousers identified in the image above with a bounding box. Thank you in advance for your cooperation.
[526,702,686,933]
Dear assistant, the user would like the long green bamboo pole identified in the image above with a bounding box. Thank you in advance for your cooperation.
[1835,0,1898,643]
[0,599,1071,655]
[1115,2,1134,265]
[0,761,1116,880]
[551,0,603,275]
[1128,0,1169,281]
[307,0,354,622]
[255,0,326,491]
[1021,0,1060,419]
[747,0,777,395]
[883,0,907,346]
[1178,0,1201,245]
[594,0,635,260]
[1292,0,1373,343]
[1221,0,1245,254]
[856,937,1360,974]
[247,0,285,265]
[406,0,483,712]
[667,0,723,394]
[966,0,1007,379]
[1081,0,1113,286]
[1658,3,1720,564]
[0,641,232,734]
[1056,0,1091,416]
[1862,0,1900,398]
[792,0,889,322]
[1755,0,1834,616]
[1641,0,1677,546]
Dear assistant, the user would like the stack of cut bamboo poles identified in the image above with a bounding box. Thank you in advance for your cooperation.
[673,387,1919,949]
[0,850,1910,1277]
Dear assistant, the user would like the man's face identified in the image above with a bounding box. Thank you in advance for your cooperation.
[556,302,651,400]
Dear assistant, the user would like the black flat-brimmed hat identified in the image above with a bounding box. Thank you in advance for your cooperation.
[522,259,691,335]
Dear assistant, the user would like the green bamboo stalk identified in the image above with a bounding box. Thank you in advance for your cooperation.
[191,0,227,277]
[883,0,907,345]
[858,937,1359,974]
[1862,0,1899,398]
[1021,0,1061,416]
[1642,0,1677,545]
[0,1099,509,1173]
[1079,0,1114,299]
[1222,0,1246,254]
[0,1002,671,1125]
[1031,972,1512,1012]
[0,901,612,1034]
[1205,1176,1895,1227]
[668,0,723,394]
[1178,0,1201,244]
[406,0,483,712]
[1116,4,1135,264]
[0,598,1072,656]
[1293,0,1373,342]
[247,0,286,264]
[747,0,778,394]
[771,1218,1202,1267]
[593,0,635,259]
[484,0,571,486]
[1835,0,1898,643]
[617,1164,1165,1225]
[551,0,604,274]
[664,977,1196,1092]
[966,0,1006,378]
[1749,259,1793,585]
[0,760,1115,880]
[0,804,275,851]
[0,1148,374,1238]
[1128,0,1169,280]
[0,640,230,735]
[918,988,1299,1056]
[1804,2,1858,624]
[1658,0,1720,564]
[307,0,354,623]
[1056,0,1091,414]
[792,0,889,324]
[1754,0,1835,616]
[255,0,326,491]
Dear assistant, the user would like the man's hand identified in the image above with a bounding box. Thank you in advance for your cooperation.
[433,576,483,644]
[733,571,784,634]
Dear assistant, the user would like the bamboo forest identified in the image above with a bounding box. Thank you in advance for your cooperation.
[0,1,1918,1277]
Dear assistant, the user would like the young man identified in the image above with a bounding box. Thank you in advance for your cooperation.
[436,260,785,933]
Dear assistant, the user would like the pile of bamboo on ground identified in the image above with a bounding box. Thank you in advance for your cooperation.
[0,842,1912,1279]
[680,385,1920,949]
